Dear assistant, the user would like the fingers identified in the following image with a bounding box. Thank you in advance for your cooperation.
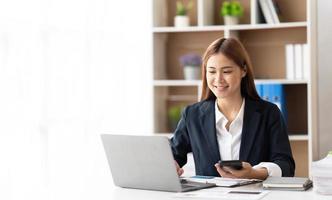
[174,160,184,176]
[242,162,251,169]
[178,168,184,176]
[214,163,236,178]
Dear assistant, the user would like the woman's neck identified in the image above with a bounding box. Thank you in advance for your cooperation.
[217,94,244,121]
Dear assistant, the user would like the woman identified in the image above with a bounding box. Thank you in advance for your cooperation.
[171,37,295,180]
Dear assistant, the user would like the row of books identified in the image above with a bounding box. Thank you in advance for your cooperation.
[256,84,287,119]
[251,0,281,24]
[285,43,309,80]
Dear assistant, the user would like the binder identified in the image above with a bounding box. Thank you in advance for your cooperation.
[255,84,263,98]
[261,84,287,121]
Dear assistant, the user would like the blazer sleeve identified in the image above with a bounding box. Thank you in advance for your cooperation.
[268,105,295,177]
[170,106,192,167]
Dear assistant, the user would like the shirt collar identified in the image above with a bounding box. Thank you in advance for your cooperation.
[215,98,245,124]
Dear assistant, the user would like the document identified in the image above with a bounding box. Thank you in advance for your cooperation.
[182,176,262,187]
[174,187,269,200]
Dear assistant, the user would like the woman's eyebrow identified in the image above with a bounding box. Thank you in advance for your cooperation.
[207,66,234,69]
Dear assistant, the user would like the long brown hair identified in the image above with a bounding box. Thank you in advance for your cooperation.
[201,37,260,101]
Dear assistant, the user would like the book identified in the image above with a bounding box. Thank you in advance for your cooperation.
[259,0,274,24]
[182,176,262,187]
[302,43,309,80]
[251,0,266,24]
[285,44,295,79]
[266,0,280,23]
[294,44,303,79]
[263,177,313,191]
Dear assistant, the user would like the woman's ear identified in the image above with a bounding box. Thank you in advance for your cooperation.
[241,65,247,78]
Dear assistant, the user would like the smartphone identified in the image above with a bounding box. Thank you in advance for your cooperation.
[218,160,243,170]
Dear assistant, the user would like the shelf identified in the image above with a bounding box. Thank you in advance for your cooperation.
[167,95,198,101]
[154,79,307,86]
[153,26,225,33]
[289,135,309,141]
[153,22,307,33]
[226,22,307,31]
[254,79,308,84]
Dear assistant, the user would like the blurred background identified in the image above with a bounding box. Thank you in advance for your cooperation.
[0,0,152,199]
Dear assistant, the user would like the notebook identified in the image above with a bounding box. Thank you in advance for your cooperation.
[263,177,313,191]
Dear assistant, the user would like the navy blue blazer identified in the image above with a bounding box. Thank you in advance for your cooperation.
[170,97,295,177]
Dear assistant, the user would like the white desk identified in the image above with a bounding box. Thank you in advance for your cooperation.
[110,183,332,200]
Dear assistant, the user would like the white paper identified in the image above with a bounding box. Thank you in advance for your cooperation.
[174,187,269,200]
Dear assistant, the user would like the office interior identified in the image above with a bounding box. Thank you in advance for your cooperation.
[0,0,331,200]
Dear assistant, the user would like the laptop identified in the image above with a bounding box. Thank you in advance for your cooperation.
[101,134,215,192]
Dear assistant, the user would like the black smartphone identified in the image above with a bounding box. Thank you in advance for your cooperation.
[218,160,243,170]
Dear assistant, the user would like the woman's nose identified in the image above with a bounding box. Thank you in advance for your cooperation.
[216,72,224,82]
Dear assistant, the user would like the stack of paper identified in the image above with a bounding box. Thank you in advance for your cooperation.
[312,151,332,195]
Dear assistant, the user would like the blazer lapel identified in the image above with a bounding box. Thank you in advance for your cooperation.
[199,100,221,161]
[239,98,261,161]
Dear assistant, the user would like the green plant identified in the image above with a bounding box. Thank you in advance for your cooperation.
[167,105,183,131]
[220,1,244,17]
[176,0,193,16]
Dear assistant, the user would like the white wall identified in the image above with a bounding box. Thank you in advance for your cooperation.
[317,0,332,158]
[0,1,153,199]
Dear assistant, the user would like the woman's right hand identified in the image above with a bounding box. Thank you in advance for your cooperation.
[175,161,184,176]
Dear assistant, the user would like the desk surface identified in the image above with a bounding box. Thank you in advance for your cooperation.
[109,183,331,200]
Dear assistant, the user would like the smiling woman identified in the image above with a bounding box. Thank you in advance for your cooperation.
[171,37,295,180]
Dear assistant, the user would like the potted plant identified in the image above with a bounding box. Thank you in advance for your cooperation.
[174,0,193,27]
[220,1,244,25]
[179,53,202,80]
[168,105,183,131]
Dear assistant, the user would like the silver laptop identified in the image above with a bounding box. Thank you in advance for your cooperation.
[101,134,215,192]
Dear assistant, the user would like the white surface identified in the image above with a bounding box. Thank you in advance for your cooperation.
[174,187,269,199]
[108,183,332,200]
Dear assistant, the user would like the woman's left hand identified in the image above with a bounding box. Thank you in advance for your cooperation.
[214,162,253,179]
[214,162,268,180]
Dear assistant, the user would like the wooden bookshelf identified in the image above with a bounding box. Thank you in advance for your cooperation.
[152,0,312,177]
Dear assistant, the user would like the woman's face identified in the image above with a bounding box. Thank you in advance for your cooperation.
[206,53,246,100]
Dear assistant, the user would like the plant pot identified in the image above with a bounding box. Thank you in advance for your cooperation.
[183,65,200,80]
[224,16,239,25]
[174,15,190,27]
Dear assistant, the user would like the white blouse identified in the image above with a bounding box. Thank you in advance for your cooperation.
[215,99,282,177]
